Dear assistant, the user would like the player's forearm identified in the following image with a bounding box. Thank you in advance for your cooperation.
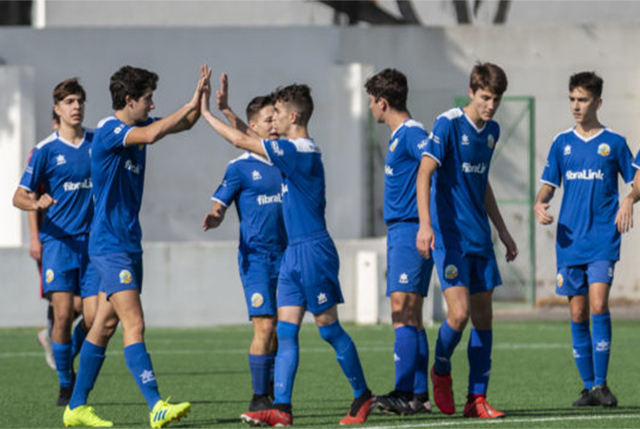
[203,109,264,153]
[126,103,196,146]
[484,183,508,233]
[535,184,555,205]
[13,188,39,212]
[27,211,40,239]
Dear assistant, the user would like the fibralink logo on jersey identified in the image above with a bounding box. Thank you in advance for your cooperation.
[565,169,603,181]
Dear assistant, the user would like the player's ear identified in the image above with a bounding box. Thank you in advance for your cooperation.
[596,98,603,111]
[290,110,299,125]
[125,94,134,107]
[467,87,475,99]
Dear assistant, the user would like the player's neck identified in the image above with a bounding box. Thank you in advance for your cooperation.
[57,123,84,145]
[114,110,136,126]
[575,120,603,138]
[284,124,309,140]
[463,105,485,129]
[385,111,411,133]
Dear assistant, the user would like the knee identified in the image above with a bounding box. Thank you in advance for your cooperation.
[448,308,470,331]
[570,305,589,323]
[590,299,609,316]
[318,321,342,343]
[276,321,299,345]
[253,318,277,343]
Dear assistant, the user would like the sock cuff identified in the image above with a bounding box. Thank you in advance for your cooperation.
[276,321,300,340]
[82,340,107,356]
[394,325,418,338]
[248,354,272,365]
[592,312,611,322]
[51,340,72,348]
[318,320,343,341]
[124,342,147,354]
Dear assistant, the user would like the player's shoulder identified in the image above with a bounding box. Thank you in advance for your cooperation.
[96,115,120,130]
[601,127,627,145]
[399,119,428,138]
[551,127,575,144]
[436,107,464,122]
[34,132,58,150]
[290,137,321,154]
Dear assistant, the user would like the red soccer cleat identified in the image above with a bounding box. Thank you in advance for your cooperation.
[431,366,455,415]
[240,408,293,427]
[463,396,505,418]
[339,391,376,425]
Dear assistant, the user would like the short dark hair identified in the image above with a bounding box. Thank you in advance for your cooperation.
[52,109,60,124]
[469,62,508,96]
[569,71,603,99]
[364,68,408,112]
[109,65,158,110]
[272,84,314,126]
[245,95,274,122]
[53,78,86,104]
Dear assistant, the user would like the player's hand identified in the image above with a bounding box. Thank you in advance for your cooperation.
[216,73,229,111]
[35,193,56,211]
[534,201,554,225]
[416,224,436,259]
[189,65,211,111]
[615,196,634,233]
[499,229,518,262]
[202,206,225,231]
[29,237,42,262]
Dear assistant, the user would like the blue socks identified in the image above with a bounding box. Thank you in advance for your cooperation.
[69,341,106,409]
[52,341,73,387]
[274,322,300,405]
[249,354,272,396]
[124,342,162,410]
[592,312,612,387]
[318,321,368,398]
[414,329,429,395]
[71,321,87,359]
[392,325,418,392]
[571,320,594,390]
[434,320,463,375]
[467,328,492,395]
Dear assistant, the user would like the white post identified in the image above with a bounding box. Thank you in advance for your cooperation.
[355,251,379,324]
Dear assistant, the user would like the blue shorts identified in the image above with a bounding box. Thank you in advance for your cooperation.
[556,260,615,297]
[432,247,502,294]
[386,222,433,297]
[91,252,143,298]
[238,250,282,319]
[277,232,344,315]
[42,234,99,298]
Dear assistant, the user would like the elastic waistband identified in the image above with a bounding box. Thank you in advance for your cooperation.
[288,230,331,246]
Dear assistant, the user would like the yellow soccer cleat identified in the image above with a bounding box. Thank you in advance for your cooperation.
[150,399,191,428]
[63,405,113,428]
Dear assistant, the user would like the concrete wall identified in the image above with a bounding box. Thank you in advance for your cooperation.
[2,25,640,325]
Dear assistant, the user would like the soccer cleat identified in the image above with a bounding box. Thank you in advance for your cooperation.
[63,405,113,428]
[38,328,56,370]
[150,399,191,428]
[410,392,433,414]
[431,366,455,415]
[463,396,505,418]
[592,384,618,407]
[249,394,273,412]
[375,390,414,415]
[240,408,293,427]
[572,388,597,407]
[339,390,376,425]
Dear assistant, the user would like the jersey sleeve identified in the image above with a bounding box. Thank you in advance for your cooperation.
[263,139,298,176]
[541,138,562,188]
[425,116,451,166]
[406,127,430,162]
[632,147,640,171]
[212,163,241,207]
[616,138,635,183]
[19,146,46,192]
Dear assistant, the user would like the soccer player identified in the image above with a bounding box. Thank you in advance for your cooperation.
[62,65,207,428]
[416,62,518,418]
[364,68,433,415]
[13,79,99,406]
[200,67,374,427]
[203,74,284,412]
[534,71,635,408]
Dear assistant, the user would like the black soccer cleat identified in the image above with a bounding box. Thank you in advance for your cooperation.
[376,390,414,415]
[410,392,433,413]
[57,385,73,407]
[572,388,597,407]
[248,393,273,412]
[592,384,618,407]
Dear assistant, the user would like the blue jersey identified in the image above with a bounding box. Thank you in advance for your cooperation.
[425,108,499,256]
[262,138,327,243]
[89,116,154,255]
[19,131,94,243]
[542,127,634,267]
[212,152,287,254]
[384,119,430,224]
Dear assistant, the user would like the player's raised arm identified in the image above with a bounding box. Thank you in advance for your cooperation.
[200,68,267,157]
[124,65,209,146]
[485,181,518,262]
[534,183,556,225]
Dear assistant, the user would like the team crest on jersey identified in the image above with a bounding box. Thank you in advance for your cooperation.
[119,270,133,284]
[56,154,67,166]
[45,269,54,283]
[556,273,564,287]
[444,264,458,280]
[461,134,470,146]
[564,145,571,156]
[317,292,328,305]
[488,134,495,149]
[399,273,409,284]
[138,145,144,151]
[252,170,262,181]
[597,143,610,157]
[251,293,264,308]
[389,138,399,152]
